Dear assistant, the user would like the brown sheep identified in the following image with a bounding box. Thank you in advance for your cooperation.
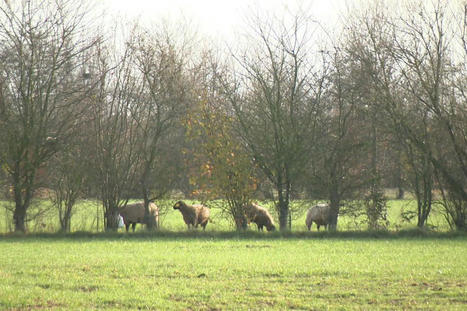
[119,202,159,232]
[173,201,210,230]
[245,203,276,231]
[306,203,331,231]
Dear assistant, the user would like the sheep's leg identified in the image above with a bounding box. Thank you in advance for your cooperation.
[317,224,320,231]
[125,224,130,232]
[132,223,136,232]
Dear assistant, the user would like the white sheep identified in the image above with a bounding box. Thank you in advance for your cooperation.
[118,202,159,232]
[306,203,331,231]
[173,201,210,230]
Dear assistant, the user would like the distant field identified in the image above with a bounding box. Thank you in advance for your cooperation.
[0,198,452,233]
[0,234,466,310]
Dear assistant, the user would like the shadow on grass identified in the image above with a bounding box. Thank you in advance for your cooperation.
[1,228,466,241]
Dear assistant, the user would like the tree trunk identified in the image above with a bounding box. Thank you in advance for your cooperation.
[277,190,289,231]
[143,194,156,231]
[59,199,74,232]
[396,145,405,199]
[104,201,120,232]
[417,175,432,228]
[13,181,33,233]
[228,199,248,231]
[13,205,27,233]
[64,202,73,232]
[417,200,432,228]
[141,160,153,231]
[412,154,433,228]
[235,214,248,231]
[397,187,405,200]
[328,185,340,231]
[416,201,425,228]
[63,217,70,232]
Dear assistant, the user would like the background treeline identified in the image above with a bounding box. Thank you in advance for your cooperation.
[0,0,465,233]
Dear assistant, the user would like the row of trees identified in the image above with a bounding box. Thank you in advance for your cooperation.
[0,0,465,232]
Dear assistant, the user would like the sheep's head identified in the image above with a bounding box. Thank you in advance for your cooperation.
[173,201,183,210]
[267,224,276,232]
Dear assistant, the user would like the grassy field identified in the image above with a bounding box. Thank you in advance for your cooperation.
[0,233,466,310]
[2,197,464,309]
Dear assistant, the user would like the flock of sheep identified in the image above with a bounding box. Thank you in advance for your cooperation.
[118,200,332,232]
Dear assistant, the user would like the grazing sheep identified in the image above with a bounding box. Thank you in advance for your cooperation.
[119,202,159,232]
[306,203,331,231]
[245,203,276,231]
[173,201,210,230]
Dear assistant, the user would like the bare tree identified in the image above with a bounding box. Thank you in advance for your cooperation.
[48,153,84,232]
[131,27,191,230]
[307,46,372,230]
[47,113,92,232]
[89,38,143,231]
[223,10,324,230]
[0,0,98,232]
[347,1,466,229]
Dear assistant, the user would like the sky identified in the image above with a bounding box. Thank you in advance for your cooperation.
[102,0,348,43]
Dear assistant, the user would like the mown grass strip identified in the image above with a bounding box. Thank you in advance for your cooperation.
[1,228,466,241]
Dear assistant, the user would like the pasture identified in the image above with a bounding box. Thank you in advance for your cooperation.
[0,233,466,310]
[1,198,465,309]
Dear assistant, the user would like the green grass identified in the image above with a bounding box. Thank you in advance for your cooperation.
[0,196,462,309]
[0,233,466,310]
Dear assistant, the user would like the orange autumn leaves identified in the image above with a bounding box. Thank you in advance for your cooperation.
[184,97,257,203]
